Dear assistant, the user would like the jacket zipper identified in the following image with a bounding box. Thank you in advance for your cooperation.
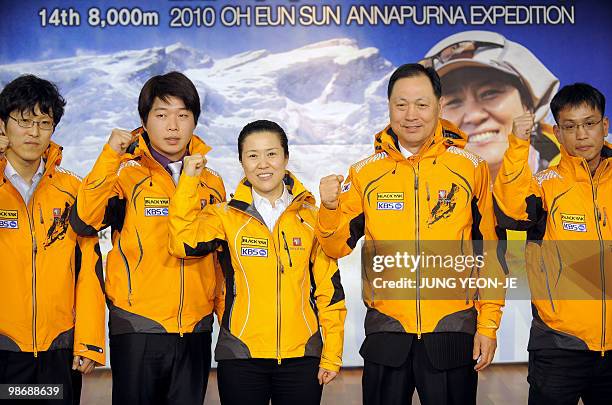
[178,259,185,337]
[413,163,422,339]
[588,163,606,356]
[275,225,283,364]
[27,202,38,357]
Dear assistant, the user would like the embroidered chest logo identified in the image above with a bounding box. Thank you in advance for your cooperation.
[427,183,459,226]
[45,202,71,247]
[240,236,268,257]
[561,213,587,233]
[0,209,19,229]
[376,192,404,211]
[144,197,170,217]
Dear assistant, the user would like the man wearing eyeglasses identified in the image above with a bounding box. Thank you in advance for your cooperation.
[0,75,105,404]
[494,83,611,405]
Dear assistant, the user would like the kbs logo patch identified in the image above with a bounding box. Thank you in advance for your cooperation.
[376,192,404,210]
[240,236,268,257]
[144,197,170,217]
[561,213,587,232]
[377,201,404,210]
[0,210,18,229]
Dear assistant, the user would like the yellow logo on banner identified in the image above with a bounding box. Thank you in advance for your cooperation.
[241,236,268,248]
[377,192,404,201]
[0,210,18,220]
[144,197,170,207]
[560,213,585,223]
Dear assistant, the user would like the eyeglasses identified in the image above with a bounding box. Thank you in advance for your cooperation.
[559,117,603,134]
[9,115,54,131]
[419,41,504,70]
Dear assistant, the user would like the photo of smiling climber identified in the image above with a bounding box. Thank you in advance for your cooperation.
[421,30,561,181]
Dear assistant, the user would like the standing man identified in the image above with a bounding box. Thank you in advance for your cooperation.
[0,75,105,404]
[69,71,225,405]
[494,83,611,404]
[315,64,505,405]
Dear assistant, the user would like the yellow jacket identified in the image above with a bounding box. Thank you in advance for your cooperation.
[0,142,105,364]
[70,129,225,336]
[494,134,612,352]
[315,119,505,339]
[168,172,346,371]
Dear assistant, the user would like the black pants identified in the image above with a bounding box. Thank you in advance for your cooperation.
[109,332,212,405]
[528,349,612,405]
[217,357,323,405]
[0,349,82,405]
[362,337,477,405]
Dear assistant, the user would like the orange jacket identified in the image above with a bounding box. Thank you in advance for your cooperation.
[316,119,505,339]
[494,135,612,352]
[70,129,225,336]
[0,143,105,364]
[168,172,346,371]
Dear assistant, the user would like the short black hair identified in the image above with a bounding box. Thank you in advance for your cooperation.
[237,120,289,162]
[0,74,66,125]
[388,63,442,100]
[551,83,606,124]
[138,71,200,125]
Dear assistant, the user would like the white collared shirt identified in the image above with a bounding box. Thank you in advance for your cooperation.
[4,158,45,204]
[398,143,414,159]
[252,186,293,232]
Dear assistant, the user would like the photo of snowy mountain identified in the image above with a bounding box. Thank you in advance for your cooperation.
[0,38,393,193]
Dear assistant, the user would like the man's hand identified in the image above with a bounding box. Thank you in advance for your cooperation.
[512,113,535,141]
[317,367,338,385]
[0,132,9,157]
[107,129,137,155]
[473,332,497,371]
[319,174,344,210]
[72,356,96,375]
[183,154,207,177]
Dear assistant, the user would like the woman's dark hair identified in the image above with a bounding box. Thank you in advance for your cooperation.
[237,120,289,162]
[0,74,66,125]
[138,71,200,125]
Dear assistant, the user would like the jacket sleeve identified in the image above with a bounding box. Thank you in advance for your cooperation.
[315,166,365,259]
[168,174,226,258]
[493,134,546,231]
[310,242,347,372]
[73,236,106,365]
[70,144,126,236]
[471,159,506,340]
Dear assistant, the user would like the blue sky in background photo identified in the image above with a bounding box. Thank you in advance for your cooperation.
[1,0,611,96]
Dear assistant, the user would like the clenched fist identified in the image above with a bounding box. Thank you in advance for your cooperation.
[512,113,535,141]
[319,174,345,210]
[108,128,137,155]
[0,132,9,156]
[183,154,207,177]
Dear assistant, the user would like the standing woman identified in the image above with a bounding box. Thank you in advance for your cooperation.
[168,120,346,405]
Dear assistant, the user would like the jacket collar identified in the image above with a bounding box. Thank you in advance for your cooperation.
[1,141,63,179]
[228,171,315,218]
[374,118,467,162]
[124,127,212,164]
[557,140,612,180]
